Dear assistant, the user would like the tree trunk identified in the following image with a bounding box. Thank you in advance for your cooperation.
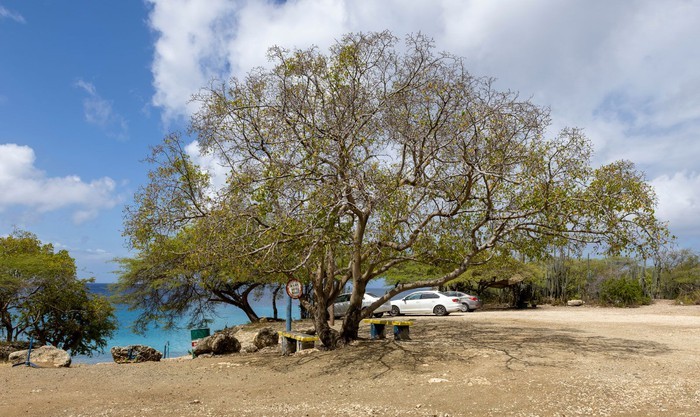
[3,323,12,342]
[313,300,339,348]
[340,279,368,342]
[271,285,281,320]
[1,313,13,342]
[212,284,261,323]
[239,299,260,323]
[307,285,340,348]
[305,256,343,349]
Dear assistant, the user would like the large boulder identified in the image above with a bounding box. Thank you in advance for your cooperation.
[232,328,259,353]
[567,299,585,307]
[226,327,280,353]
[111,345,162,364]
[9,345,71,368]
[193,328,241,356]
[253,327,279,350]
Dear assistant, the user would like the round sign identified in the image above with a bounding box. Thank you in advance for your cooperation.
[285,279,303,299]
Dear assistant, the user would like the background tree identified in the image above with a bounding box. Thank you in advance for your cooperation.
[116,215,289,332]
[655,248,700,303]
[125,31,668,347]
[0,230,116,355]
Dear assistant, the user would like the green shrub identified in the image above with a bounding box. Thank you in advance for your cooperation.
[599,277,651,307]
[676,290,700,305]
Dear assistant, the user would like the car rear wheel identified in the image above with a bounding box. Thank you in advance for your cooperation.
[390,306,401,316]
[373,312,384,318]
[433,305,447,316]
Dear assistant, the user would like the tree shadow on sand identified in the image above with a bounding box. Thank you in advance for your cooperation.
[267,320,671,379]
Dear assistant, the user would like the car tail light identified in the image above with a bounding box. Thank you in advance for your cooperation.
[469,297,478,301]
[451,298,459,303]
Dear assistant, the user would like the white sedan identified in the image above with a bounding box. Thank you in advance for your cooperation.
[389,290,463,316]
[332,292,392,318]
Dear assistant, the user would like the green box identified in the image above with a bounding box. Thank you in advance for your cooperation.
[190,328,210,340]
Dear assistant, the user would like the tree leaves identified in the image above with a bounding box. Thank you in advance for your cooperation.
[125,31,669,344]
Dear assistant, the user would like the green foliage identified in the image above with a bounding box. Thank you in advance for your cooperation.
[383,261,451,286]
[0,230,116,355]
[126,30,669,345]
[599,277,651,307]
[655,248,700,301]
[675,290,700,305]
[114,223,284,331]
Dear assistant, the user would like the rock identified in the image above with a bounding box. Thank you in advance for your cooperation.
[197,327,275,355]
[428,378,449,383]
[232,329,259,353]
[210,331,241,354]
[567,299,585,306]
[193,328,241,356]
[9,345,71,368]
[253,328,279,350]
[111,345,162,364]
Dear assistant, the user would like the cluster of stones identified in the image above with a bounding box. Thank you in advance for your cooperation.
[192,326,279,356]
[1,326,292,367]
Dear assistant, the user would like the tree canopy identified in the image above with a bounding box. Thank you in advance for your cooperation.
[124,31,668,347]
[114,222,283,332]
[0,230,116,355]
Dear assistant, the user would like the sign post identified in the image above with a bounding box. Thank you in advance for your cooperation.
[285,279,303,331]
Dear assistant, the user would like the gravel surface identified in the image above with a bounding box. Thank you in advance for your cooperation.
[2,300,699,417]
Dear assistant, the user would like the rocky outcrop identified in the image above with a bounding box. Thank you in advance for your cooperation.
[9,345,71,368]
[567,299,585,306]
[193,328,241,356]
[111,345,162,364]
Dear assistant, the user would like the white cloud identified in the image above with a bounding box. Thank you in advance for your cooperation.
[0,6,25,23]
[148,0,240,124]
[651,172,700,234]
[75,79,129,140]
[146,0,700,247]
[0,143,119,223]
[185,140,229,192]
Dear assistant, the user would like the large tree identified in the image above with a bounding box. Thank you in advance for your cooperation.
[126,31,667,347]
[115,222,282,332]
[0,230,116,355]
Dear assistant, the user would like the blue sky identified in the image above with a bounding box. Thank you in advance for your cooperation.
[1,0,700,282]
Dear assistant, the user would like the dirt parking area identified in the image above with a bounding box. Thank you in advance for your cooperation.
[2,300,699,417]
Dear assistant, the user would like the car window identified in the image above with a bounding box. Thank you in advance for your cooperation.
[440,291,462,297]
[405,293,422,301]
[421,293,439,299]
[335,294,349,303]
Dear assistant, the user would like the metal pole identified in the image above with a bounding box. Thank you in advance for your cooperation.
[286,294,292,331]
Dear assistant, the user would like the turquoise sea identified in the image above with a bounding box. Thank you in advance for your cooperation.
[73,283,300,364]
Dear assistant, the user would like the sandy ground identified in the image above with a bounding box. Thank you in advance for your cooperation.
[1,300,699,417]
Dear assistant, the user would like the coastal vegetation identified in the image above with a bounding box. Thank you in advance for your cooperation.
[120,31,669,348]
[0,230,116,356]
